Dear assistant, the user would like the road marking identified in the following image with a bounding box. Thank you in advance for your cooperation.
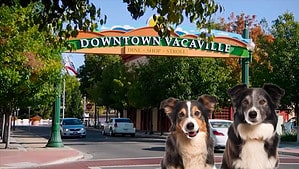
[92,164,160,168]
[95,156,163,161]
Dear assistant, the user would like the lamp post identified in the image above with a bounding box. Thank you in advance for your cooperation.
[28,106,31,132]
[241,21,255,87]
[12,108,19,131]
[62,78,66,119]
[46,82,64,147]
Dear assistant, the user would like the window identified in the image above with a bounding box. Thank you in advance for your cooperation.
[115,118,132,123]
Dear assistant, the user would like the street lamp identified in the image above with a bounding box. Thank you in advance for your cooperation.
[28,106,31,132]
[13,108,19,131]
[247,39,255,61]
[247,39,255,51]
[241,21,255,87]
[46,82,64,148]
[62,77,66,119]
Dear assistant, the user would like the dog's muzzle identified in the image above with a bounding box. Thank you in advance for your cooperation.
[246,110,259,124]
[249,111,257,119]
[186,130,199,138]
[185,122,199,138]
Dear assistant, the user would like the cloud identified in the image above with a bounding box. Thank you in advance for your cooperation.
[99,25,136,31]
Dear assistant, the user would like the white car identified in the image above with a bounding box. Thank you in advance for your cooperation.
[60,118,86,138]
[102,118,136,137]
[209,119,232,150]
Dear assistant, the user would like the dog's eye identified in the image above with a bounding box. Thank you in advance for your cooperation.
[178,112,185,118]
[242,99,249,105]
[259,99,266,105]
[194,111,201,116]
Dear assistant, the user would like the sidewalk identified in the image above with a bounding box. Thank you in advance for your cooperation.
[0,127,298,169]
[0,127,87,169]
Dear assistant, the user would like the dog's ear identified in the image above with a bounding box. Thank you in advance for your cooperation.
[227,84,247,98]
[197,95,218,111]
[263,83,285,106]
[160,97,179,131]
[160,97,179,116]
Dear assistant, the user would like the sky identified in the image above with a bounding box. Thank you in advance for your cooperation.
[66,0,299,69]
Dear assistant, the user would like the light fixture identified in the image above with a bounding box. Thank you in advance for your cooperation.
[247,39,255,51]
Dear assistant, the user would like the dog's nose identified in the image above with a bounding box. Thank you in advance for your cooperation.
[249,111,257,118]
[186,122,194,130]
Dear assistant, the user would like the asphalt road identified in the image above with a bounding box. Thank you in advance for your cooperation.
[64,128,166,159]
[25,126,299,169]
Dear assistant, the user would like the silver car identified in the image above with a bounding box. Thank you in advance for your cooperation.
[102,118,136,137]
[60,118,86,138]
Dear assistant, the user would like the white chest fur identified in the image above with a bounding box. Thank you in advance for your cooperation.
[233,123,278,169]
[237,123,275,140]
[178,132,213,169]
[233,140,277,169]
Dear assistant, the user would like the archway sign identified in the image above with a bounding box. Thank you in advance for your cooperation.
[66,26,252,85]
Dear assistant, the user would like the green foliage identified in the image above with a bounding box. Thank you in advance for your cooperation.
[2,0,222,40]
[77,54,121,97]
[0,4,62,117]
[2,0,106,41]
[280,133,297,142]
[79,55,233,110]
[78,55,127,111]
[123,0,223,37]
[265,13,299,107]
[129,57,233,107]
[64,75,83,118]
[98,61,128,110]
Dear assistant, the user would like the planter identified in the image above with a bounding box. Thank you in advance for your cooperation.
[30,115,42,126]
[31,120,40,126]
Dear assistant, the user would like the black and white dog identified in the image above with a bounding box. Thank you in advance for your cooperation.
[160,95,218,169]
[221,83,285,169]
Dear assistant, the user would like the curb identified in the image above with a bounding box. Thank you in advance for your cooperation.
[43,149,92,166]
[279,151,299,157]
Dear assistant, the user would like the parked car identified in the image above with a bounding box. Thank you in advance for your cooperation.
[209,119,232,150]
[60,118,86,138]
[102,118,136,137]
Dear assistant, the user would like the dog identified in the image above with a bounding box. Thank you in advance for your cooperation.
[160,95,218,169]
[220,83,285,169]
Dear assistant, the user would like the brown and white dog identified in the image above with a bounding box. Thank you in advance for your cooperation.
[220,83,285,169]
[160,95,218,169]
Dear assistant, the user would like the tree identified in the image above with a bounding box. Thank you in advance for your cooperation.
[78,54,130,115]
[266,13,299,118]
[215,12,278,89]
[97,60,128,112]
[123,0,223,37]
[2,0,222,39]
[130,56,233,108]
[0,4,62,146]
[1,0,106,41]
[77,54,122,99]
[64,75,83,118]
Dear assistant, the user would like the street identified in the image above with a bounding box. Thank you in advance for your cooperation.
[20,126,299,169]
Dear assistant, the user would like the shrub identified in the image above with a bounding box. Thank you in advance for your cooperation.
[30,115,42,121]
[280,134,297,142]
